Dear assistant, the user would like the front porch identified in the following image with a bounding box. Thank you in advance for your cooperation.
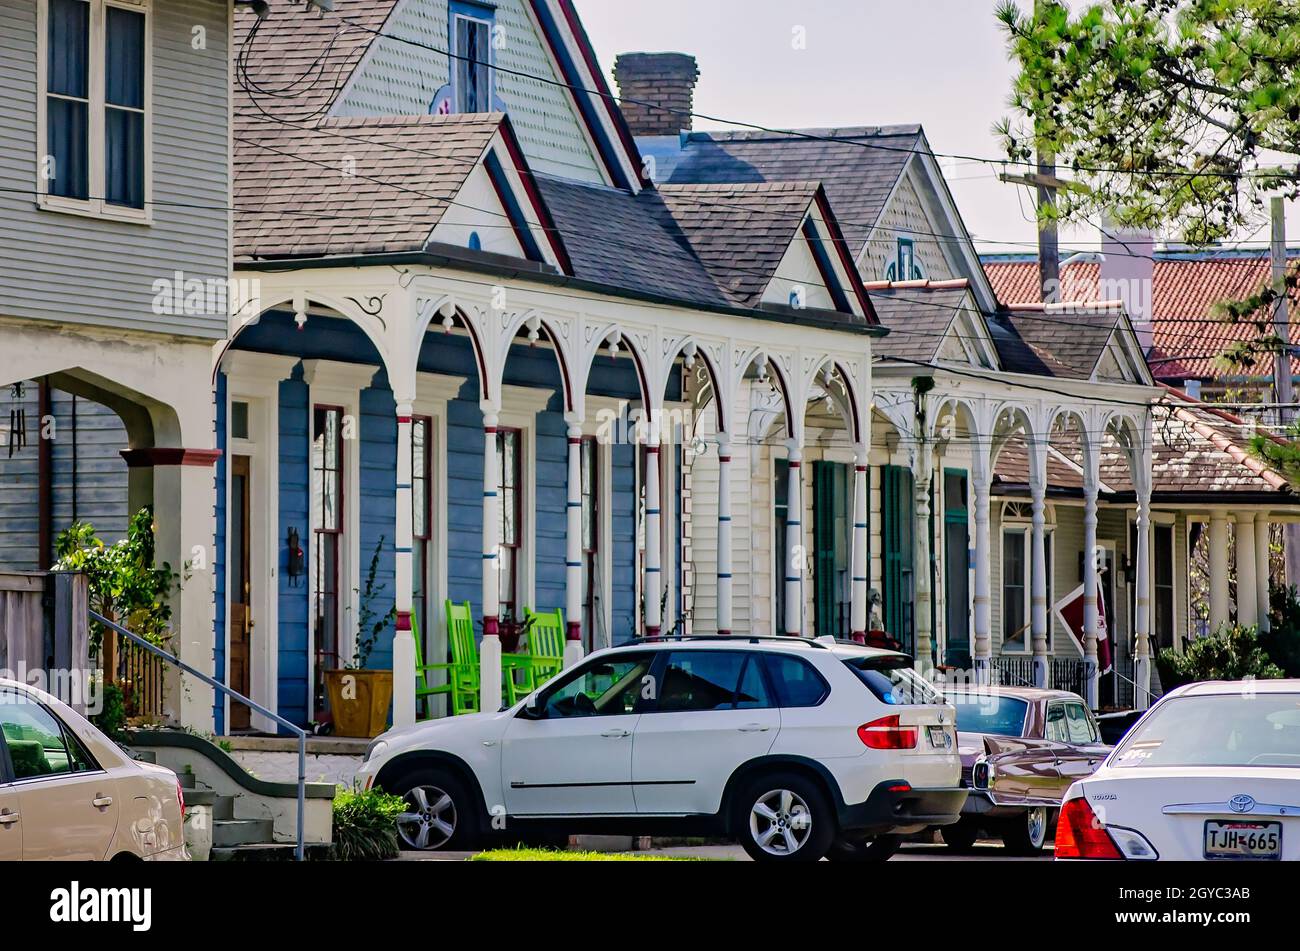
[213,262,877,734]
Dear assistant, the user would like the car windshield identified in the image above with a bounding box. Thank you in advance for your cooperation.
[948,694,1029,736]
[842,656,944,705]
[1112,693,1300,769]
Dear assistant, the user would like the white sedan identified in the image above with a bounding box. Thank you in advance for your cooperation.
[1056,679,1300,861]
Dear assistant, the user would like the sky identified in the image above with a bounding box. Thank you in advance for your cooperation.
[572,0,1300,256]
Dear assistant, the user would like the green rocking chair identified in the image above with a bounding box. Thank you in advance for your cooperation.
[411,602,481,718]
[514,608,567,695]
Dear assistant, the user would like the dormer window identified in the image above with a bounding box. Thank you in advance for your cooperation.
[452,1,494,114]
[885,237,924,282]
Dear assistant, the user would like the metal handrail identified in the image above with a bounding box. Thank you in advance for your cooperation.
[90,611,306,861]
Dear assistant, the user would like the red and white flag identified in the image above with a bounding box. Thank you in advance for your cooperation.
[1052,583,1113,673]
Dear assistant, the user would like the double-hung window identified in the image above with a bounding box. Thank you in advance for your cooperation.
[451,2,493,114]
[1001,516,1053,653]
[40,0,150,219]
[497,428,522,621]
[411,417,433,644]
[312,406,344,713]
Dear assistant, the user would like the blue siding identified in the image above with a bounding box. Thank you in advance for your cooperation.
[278,367,310,728]
[359,376,397,673]
[213,372,227,733]
[611,443,637,644]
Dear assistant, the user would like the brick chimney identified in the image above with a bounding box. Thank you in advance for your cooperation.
[612,52,699,136]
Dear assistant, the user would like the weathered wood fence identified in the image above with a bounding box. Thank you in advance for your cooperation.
[0,571,89,711]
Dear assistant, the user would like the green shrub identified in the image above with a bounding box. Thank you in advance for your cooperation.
[92,683,128,743]
[1264,584,1300,678]
[1157,624,1285,690]
[330,786,406,862]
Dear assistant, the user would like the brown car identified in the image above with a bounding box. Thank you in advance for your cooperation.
[0,679,187,861]
[941,687,1110,854]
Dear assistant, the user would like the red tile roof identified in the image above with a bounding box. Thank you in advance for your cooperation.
[983,255,1300,381]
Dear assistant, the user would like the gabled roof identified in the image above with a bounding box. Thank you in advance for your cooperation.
[989,303,1150,383]
[865,280,981,364]
[236,113,507,260]
[647,126,922,251]
[982,251,1300,381]
[657,182,821,307]
[533,177,731,308]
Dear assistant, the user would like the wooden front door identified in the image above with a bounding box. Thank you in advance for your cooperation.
[229,455,253,731]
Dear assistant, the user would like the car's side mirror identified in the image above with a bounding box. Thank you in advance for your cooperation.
[519,694,546,720]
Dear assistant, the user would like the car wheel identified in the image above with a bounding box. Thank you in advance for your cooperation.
[940,818,980,851]
[391,768,479,852]
[1000,806,1049,855]
[736,772,835,863]
[825,833,901,862]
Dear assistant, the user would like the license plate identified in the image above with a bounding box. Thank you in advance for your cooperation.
[927,725,952,750]
[1204,821,1282,860]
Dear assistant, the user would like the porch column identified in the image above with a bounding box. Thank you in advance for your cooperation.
[480,416,503,712]
[971,469,993,684]
[564,424,584,667]
[644,442,663,637]
[913,446,934,671]
[1256,513,1272,633]
[1082,482,1101,711]
[1237,517,1259,628]
[1208,513,1230,629]
[1029,477,1049,689]
[850,450,869,644]
[716,435,734,635]
[1133,493,1153,711]
[392,405,416,728]
[784,443,805,636]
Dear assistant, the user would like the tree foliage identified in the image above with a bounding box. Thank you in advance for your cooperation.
[997,0,1300,368]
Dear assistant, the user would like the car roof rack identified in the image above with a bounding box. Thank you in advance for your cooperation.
[628,634,832,649]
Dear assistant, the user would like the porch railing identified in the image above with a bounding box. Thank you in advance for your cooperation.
[90,611,307,861]
[991,655,1089,697]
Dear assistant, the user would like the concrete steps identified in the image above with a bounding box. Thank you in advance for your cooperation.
[213,817,276,847]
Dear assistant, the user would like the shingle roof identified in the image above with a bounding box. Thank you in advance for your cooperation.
[234,2,399,125]
[983,253,1300,381]
[864,281,971,363]
[235,114,502,260]
[534,176,731,308]
[653,126,922,250]
[988,305,1124,380]
[656,182,819,307]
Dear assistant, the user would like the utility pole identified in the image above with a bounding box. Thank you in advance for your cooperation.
[1274,197,1300,592]
[1036,148,1060,303]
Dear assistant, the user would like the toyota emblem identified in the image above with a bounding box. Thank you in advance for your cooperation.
[1229,794,1256,814]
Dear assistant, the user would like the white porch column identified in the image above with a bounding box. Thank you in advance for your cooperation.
[1256,513,1272,633]
[392,405,416,728]
[480,415,503,711]
[913,446,934,671]
[564,423,585,667]
[644,441,663,637]
[1237,517,1259,628]
[1208,513,1230,630]
[716,435,734,635]
[850,450,869,644]
[1029,479,1049,689]
[971,468,993,683]
[1133,496,1153,711]
[1082,481,1101,711]
[784,442,805,636]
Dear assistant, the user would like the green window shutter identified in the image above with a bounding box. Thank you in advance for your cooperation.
[943,469,971,667]
[813,462,851,636]
[882,465,915,652]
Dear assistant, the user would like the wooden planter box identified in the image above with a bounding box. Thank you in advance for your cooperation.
[324,669,393,739]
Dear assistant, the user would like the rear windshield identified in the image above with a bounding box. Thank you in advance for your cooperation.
[1113,693,1300,769]
[948,694,1029,736]
[842,656,944,705]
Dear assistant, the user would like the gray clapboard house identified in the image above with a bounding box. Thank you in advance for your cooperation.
[0,0,323,730]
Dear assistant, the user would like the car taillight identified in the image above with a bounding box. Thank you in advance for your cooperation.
[177,780,185,822]
[857,715,918,750]
[1055,797,1122,859]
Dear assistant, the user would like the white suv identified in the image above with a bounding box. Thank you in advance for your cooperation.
[356,637,965,862]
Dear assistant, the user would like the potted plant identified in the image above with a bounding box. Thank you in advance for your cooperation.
[325,538,397,738]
